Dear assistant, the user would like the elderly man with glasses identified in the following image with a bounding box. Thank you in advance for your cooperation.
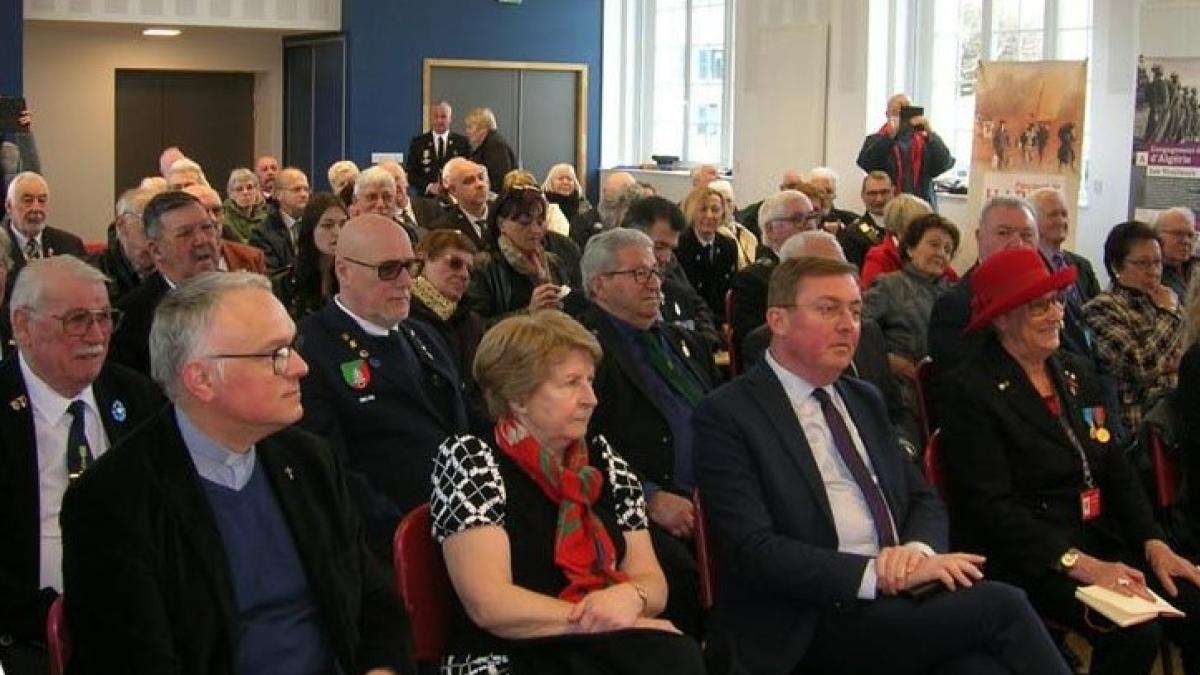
[0,256,161,675]
[577,227,721,640]
[59,271,413,675]
[1155,207,1199,301]
[295,214,469,560]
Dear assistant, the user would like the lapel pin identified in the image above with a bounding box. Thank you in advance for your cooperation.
[111,399,127,422]
[9,394,27,411]
[681,342,692,359]
[358,349,369,359]
[997,380,1010,391]
[284,466,295,480]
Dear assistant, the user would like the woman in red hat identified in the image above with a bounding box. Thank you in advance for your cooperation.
[938,247,1200,675]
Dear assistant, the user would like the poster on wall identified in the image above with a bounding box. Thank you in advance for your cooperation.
[968,60,1088,246]
[1130,55,1200,223]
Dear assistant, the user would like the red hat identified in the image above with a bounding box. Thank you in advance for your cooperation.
[963,248,1077,334]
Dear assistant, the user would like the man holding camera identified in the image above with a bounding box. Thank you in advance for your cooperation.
[857,93,955,210]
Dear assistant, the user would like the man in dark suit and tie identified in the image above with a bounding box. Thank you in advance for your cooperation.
[61,271,413,675]
[0,256,161,675]
[3,172,85,286]
[297,214,470,557]
[405,101,469,197]
[432,158,492,250]
[693,255,1070,675]
[377,160,444,238]
[249,167,309,274]
[110,190,222,375]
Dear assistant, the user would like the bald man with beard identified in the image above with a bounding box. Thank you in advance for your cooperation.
[295,214,470,558]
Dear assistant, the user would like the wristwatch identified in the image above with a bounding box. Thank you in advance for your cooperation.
[1058,548,1081,572]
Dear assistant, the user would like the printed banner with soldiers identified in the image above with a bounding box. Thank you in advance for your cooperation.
[1131,55,1200,223]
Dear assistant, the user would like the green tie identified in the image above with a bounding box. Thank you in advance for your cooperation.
[636,331,704,406]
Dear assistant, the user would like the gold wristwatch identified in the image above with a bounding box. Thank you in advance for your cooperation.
[1058,548,1081,572]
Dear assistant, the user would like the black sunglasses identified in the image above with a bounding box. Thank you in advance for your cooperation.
[343,256,423,280]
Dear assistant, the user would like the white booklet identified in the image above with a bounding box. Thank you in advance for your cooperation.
[1075,584,1186,627]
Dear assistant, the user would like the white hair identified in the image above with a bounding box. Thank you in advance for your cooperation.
[226,167,259,194]
[541,163,583,196]
[1155,206,1197,230]
[5,170,46,204]
[166,158,210,187]
[807,166,839,190]
[10,255,110,316]
[327,160,361,190]
[442,156,475,183]
[580,228,655,299]
[353,165,396,197]
[779,229,845,262]
[759,190,813,228]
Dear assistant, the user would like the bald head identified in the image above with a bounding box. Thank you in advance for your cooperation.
[275,168,311,218]
[336,214,411,261]
[602,171,637,200]
[779,170,805,191]
[335,214,415,327]
[159,147,185,178]
[183,184,225,229]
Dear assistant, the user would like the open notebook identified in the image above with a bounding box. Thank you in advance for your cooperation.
[1075,584,1186,627]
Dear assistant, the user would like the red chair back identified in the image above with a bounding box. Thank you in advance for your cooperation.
[922,431,948,500]
[47,595,71,675]
[392,504,451,664]
[1149,430,1181,509]
[692,488,717,609]
[82,241,107,257]
[914,358,936,445]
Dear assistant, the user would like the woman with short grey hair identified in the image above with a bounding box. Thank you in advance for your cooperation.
[222,167,268,242]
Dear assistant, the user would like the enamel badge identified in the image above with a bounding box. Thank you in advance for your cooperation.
[340,359,371,390]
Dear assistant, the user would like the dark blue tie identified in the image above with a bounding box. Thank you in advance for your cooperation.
[811,388,897,548]
[66,400,93,482]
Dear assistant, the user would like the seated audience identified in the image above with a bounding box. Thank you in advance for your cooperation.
[351,166,414,243]
[222,167,269,242]
[939,247,1200,675]
[708,179,759,269]
[4,171,85,285]
[499,170,582,276]
[1156,206,1198,301]
[0,257,160,675]
[431,310,705,674]
[736,169,805,240]
[1083,221,1183,433]
[110,191,222,374]
[182,185,267,274]
[863,213,960,441]
[579,228,719,637]
[297,214,469,553]
[377,160,441,238]
[1031,187,1101,305]
[465,107,516,195]
[570,171,640,250]
[542,162,593,225]
[807,166,859,232]
[433,157,492,249]
[327,159,361,195]
[838,170,894,270]
[694,254,1069,675]
[676,185,738,320]
[860,193,936,289]
[249,166,310,274]
[412,229,484,382]
[621,195,722,351]
[93,187,158,303]
[61,271,414,675]
[287,192,346,320]
[729,189,817,363]
[254,154,280,206]
[465,187,585,323]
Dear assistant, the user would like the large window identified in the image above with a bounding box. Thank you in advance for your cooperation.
[602,0,734,167]
[908,0,1093,188]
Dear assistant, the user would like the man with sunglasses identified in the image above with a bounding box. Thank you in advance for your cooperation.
[296,214,469,559]
[579,228,719,639]
[0,256,161,675]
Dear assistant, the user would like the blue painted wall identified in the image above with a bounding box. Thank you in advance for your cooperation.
[341,0,603,188]
[1,0,22,95]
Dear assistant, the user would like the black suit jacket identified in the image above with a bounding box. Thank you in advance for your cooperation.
[838,214,887,270]
[405,131,469,195]
[1062,249,1101,302]
[938,335,1161,580]
[729,250,777,364]
[580,305,717,492]
[661,271,722,352]
[6,225,86,297]
[60,407,413,675]
[296,303,469,539]
[471,131,517,195]
[110,272,171,375]
[430,203,489,251]
[675,229,738,320]
[0,358,161,647]
[248,211,295,275]
[694,365,946,674]
[89,243,143,305]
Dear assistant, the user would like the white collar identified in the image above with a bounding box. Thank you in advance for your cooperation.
[18,352,100,427]
[334,295,396,337]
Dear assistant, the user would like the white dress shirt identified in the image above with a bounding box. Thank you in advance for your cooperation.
[21,353,108,591]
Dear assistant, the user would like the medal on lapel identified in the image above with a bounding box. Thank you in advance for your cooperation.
[9,394,27,411]
[111,399,127,423]
[340,359,372,390]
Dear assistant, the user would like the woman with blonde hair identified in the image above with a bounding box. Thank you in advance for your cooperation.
[708,179,759,269]
[676,185,739,318]
[465,107,517,194]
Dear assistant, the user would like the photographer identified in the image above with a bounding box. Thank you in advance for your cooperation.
[857,93,954,210]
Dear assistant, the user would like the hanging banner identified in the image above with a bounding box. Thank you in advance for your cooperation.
[1130,55,1200,223]
[968,60,1088,247]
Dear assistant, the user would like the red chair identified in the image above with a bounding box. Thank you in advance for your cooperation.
[46,595,71,675]
[82,241,107,257]
[921,430,948,501]
[1148,429,1181,674]
[692,489,717,610]
[723,289,740,377]
[913,358,936,446]
[392,504,451,664]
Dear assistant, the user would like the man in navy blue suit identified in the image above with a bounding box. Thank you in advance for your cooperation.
[296,214,469,558]
[693,256,1069,675]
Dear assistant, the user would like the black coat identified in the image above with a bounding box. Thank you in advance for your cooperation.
[837,214,887,271]
[938,335,1162,580]
[6,225,86,298]
[660,268,722,353]
[729,250,777,364]
[296,303,469,540]
[675,229,738,320]
[60,407,413,675]
[579,305,717,492]
[89,243,143,305]
[109,272,171,376]
[248,211,295,275]
[405,131,470,195]
[471,131,517,195]
[463,249,586,324]
[430,203,489,251]
[0,358,162,648]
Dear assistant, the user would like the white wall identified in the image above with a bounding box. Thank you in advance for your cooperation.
[22,21,286,241]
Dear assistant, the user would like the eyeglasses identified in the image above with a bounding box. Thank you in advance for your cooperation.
[45,308,124,337]
[436,255,474,273]
[205,343,296,376]
[1027,292,1066,319]
[768,212,822,228]
[775,300,863,323]
[343,256,423,280]
[1161,230,1197,242]
[603,267,663,285]
[1124,257,1164,270]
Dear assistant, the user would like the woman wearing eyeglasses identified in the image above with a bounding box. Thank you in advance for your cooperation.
[287,192,348,320]
[465,187,585,323]
[222,168,269,243]
[1083,221,1184,434]
[939,248,1200,675]
[412,229,485,384]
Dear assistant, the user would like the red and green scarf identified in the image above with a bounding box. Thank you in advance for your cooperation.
[494,416,629,602]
